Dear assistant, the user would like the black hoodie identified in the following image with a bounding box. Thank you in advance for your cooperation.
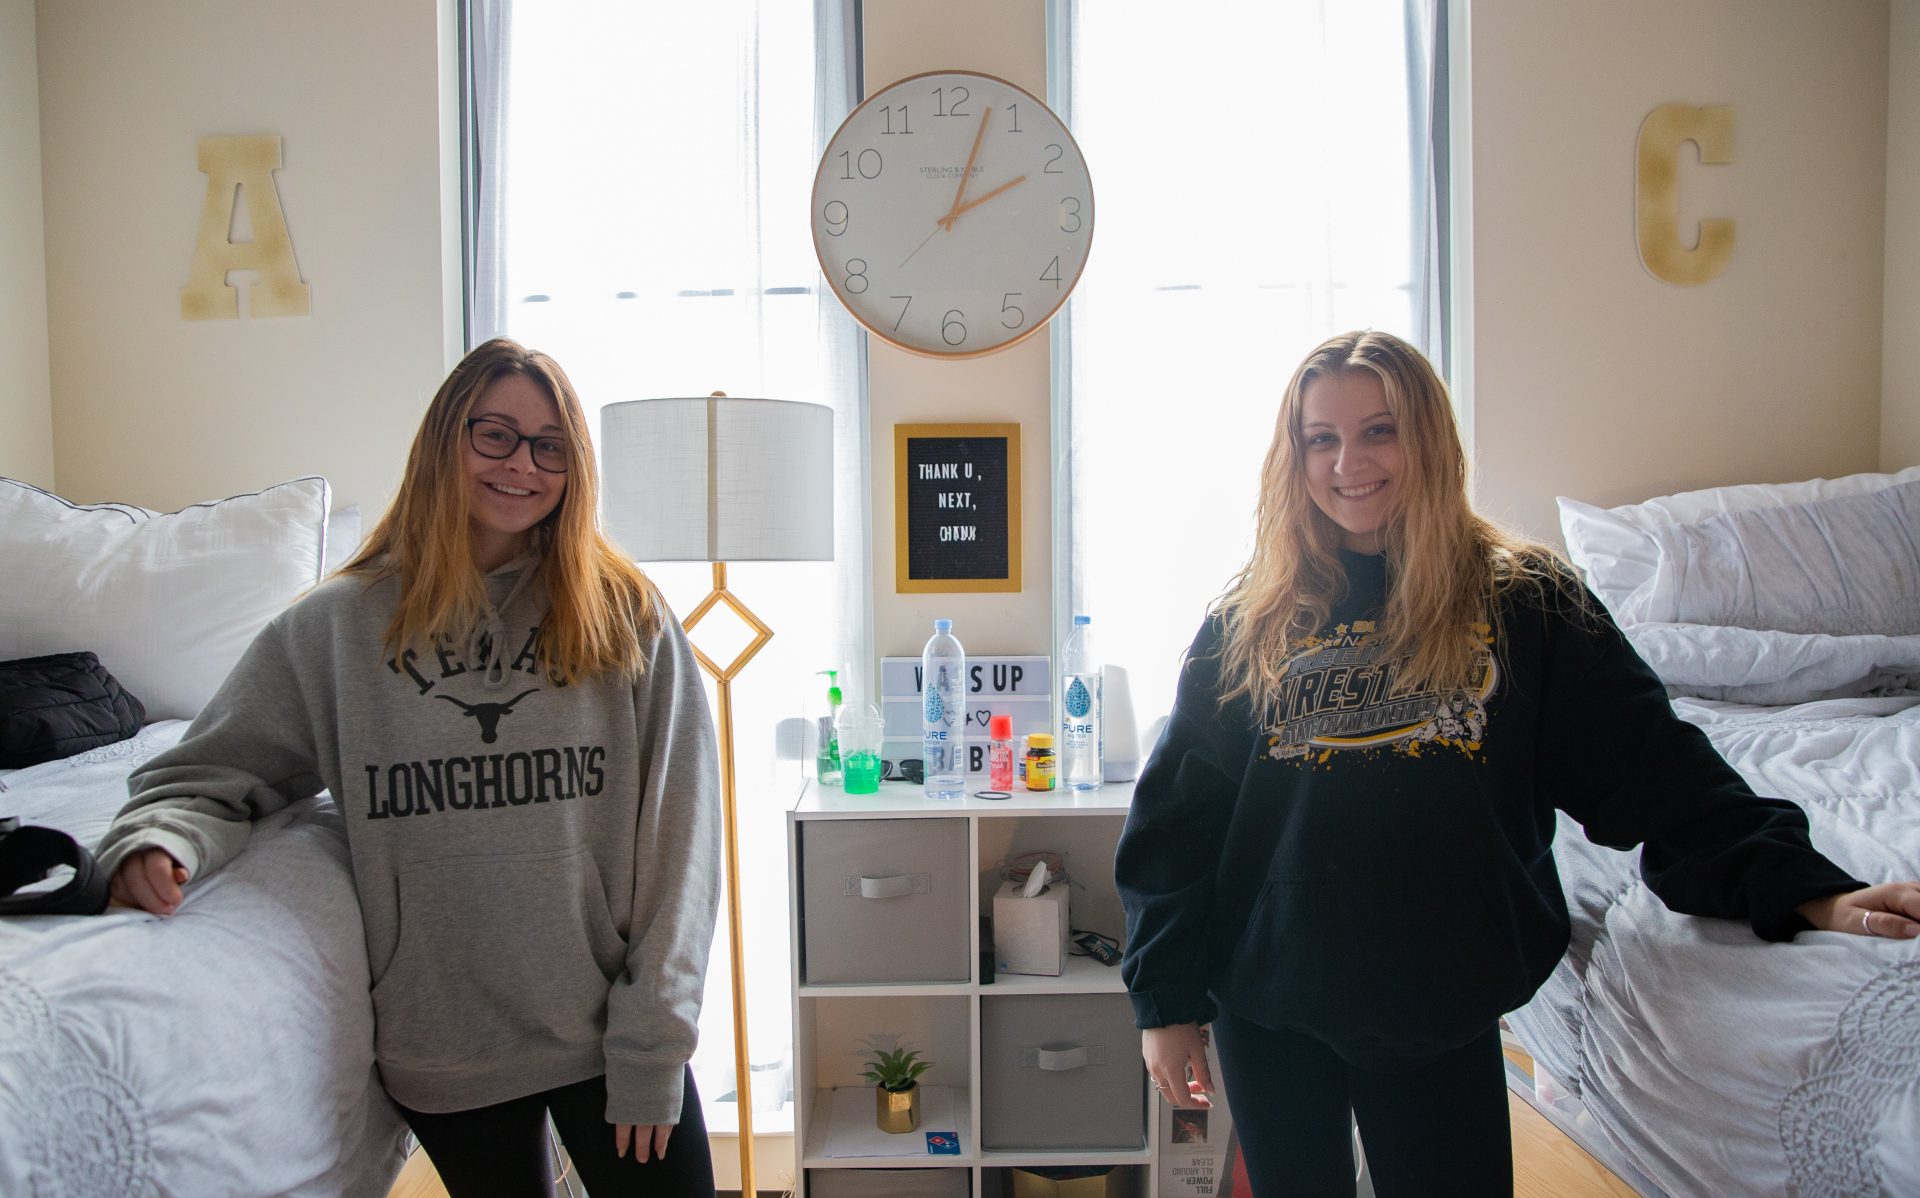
[1115,550,1861,1070]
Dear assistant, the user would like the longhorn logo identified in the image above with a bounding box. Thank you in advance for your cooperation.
[435,689,540,744]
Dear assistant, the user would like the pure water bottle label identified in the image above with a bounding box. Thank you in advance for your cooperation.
[922,632,967,798]
[1060,672,1102,790]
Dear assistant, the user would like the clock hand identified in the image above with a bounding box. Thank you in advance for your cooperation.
[903,174,1031,267]
[937,174,1027,229]
[899,222,946,269]
[946,107,993,224]
[902,108,999,270]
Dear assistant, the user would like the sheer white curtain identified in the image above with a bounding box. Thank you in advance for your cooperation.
[467,0,865,1122]
[1058,0,1443,734]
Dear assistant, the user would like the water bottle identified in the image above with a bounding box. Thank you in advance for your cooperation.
[921,619,967,799]
[1060,615,1102,791]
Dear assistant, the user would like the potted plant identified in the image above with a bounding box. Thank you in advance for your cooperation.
[862,1041,932,1134]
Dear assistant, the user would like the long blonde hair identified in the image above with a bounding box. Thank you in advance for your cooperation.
[1215,330,1558,709]
[341,338,660,682]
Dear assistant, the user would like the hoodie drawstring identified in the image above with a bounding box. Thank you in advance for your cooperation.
[472,559,539,690]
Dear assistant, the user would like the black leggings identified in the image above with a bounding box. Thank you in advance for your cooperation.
[397,1068,715,1197]
[1211,1009,1512,1198]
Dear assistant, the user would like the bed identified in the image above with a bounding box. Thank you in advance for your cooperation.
[0,476,406,1197]
[1503,466,1920,1198]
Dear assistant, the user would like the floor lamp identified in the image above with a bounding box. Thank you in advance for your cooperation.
[599,394,834,1198]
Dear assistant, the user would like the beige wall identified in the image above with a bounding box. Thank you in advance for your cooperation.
[1466,0,1890,541]
[36,0,462,513]
[17,0,1908,553]
[1,0,54,488]
[863,0,1053,661]
[1888,0,1920,471]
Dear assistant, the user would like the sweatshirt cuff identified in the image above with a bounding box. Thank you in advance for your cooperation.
[1128,987,1217,1030]
[93,828,201,886]
[603,1056,687,1127]
[1748,862,1866,943]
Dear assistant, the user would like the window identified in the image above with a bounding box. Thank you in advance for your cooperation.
[1058,0,1444,730]
[468,0,866,1127]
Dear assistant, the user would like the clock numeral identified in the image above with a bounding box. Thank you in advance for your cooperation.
[881,105,912,135]
[1059,197,1084,234]
[1041,256,1063,289]
[941,309,967,347]
[1000,293,1025,330]
[838,148,883,180]
[1044,144,1065,174]
[822,200,849,237]
[845,259,870,294]
[890,295,913,333]
[1007,104,1022,133]
[933,86,971,117]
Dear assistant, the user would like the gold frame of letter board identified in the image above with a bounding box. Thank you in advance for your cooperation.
[893,421,1022,594]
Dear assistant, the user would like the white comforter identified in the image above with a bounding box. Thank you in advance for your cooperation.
[1508,695,1920,1198]
[0,722,408,1197]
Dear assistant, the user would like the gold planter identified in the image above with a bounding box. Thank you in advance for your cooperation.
[875,1083,921,1134]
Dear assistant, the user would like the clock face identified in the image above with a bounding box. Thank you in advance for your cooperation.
[811,70,1094,358]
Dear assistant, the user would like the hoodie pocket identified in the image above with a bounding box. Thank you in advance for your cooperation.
[1226,871,1530,1058]
[371,847,626,1072]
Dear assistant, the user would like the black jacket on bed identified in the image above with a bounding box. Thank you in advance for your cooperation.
[1115,549,1863,1071]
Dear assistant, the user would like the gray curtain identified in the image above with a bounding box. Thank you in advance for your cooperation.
[815,0,875,706]
[1406,0,1449,378]
[462,0,511,347]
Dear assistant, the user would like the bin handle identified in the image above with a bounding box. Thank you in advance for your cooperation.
[1022,1043,1105,1071]
[848,873,930,899]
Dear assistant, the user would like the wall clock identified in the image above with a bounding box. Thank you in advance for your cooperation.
[811,70,1094,358]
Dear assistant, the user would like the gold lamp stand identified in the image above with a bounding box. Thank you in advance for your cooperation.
[599,388,835,1197]
[682,560,772,1198]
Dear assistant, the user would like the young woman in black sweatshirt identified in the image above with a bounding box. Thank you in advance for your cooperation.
[1114,329,1920,1196]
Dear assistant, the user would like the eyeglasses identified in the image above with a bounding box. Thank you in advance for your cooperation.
[880,759,924,784]
[466,417,570,473]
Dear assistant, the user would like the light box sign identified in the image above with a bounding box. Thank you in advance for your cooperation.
[880,655,1050,776]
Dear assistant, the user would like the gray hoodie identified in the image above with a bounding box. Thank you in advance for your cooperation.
[96,554,721,1126]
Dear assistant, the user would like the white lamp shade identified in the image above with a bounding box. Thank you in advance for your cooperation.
[600,396,835,562]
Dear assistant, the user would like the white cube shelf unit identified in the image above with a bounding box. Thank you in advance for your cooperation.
[791,779,1180,1198]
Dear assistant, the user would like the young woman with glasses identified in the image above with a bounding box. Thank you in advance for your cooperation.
[98,338,723,1196]
[1115,329,1920,1197]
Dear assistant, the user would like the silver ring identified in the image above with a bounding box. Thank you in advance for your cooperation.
[1863,909,1874,937]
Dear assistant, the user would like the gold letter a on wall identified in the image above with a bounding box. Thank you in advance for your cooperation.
[180,135,311,320]
[1636,103,1735,286]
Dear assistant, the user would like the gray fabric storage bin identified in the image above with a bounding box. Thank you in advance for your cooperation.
[801,818,970,983]
[981,993,1146,1150]
[808,1167,970,1197]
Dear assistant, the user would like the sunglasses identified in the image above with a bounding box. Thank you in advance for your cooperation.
[879,758,924,784]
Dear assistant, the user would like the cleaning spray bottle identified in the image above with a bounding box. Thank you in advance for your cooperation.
[815,669,844,784]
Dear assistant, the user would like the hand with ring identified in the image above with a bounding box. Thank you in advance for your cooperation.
[1142,1023,1214,1109]
[1795,882,1920,940]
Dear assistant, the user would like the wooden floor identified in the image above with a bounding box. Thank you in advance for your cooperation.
[386,1053,1640,1198]
[1505,1045,1640,1198]
[384,1150,443,1198]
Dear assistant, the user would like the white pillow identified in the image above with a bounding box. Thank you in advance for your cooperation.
[324,504,364,575]
[1558,465,1920,626]
[1625,623,1920,705]
[0,477,330,721]
[1650,483,1920,635]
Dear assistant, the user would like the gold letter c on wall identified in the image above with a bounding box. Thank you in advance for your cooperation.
[1636,103,1734,286]
[180,135,311,320]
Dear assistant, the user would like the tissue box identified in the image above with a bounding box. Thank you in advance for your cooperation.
[992,878,1069,976]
